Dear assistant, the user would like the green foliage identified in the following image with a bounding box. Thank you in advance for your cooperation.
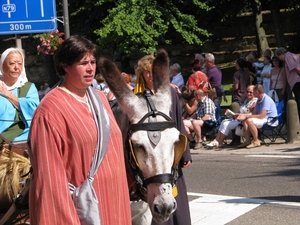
[94,0,211,58]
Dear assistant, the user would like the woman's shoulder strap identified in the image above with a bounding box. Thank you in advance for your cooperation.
[18,82,32,98]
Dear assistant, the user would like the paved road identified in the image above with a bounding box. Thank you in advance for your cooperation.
[185,140,300,224]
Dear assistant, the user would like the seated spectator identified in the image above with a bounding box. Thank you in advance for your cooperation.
[237,84,277,148]
[181,86,197,119]
[0,47,39,143]
[206,85,257,149]
[184,89,216,149]
[169,63,184,91]
[181,87,198,147]
[186,59,208,92]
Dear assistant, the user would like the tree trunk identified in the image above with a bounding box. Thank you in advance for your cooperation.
[251,0,270,58]
[269,2,286,48]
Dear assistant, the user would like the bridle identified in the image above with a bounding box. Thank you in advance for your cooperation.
[127,89,186,201]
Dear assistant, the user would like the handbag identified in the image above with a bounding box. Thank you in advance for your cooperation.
[267,90,279,102]
[267,68,281,102]
[235,124,245,136]
[207,82,217,100]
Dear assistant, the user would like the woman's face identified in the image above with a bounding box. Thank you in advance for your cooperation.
[64,53,96,89]
[272,60,279,67]
[2,52,23,84]
[247,88,254,99]
[142,69,153,87]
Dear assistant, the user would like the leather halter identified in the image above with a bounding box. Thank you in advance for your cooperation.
[128,89,179,201]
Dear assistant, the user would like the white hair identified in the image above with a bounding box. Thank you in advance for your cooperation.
[195,53,205,62]
[205,53,215,63]
[170,63,181,73]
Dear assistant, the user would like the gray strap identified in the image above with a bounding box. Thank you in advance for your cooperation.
[87,86,110,177]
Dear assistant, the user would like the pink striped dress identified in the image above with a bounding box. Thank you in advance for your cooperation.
[29,87,131,225]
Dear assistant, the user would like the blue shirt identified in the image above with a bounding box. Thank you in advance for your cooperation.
[255,94,277,119]
[171,73,184,91]
[0,83,39,142]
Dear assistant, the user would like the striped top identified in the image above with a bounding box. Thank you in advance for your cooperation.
[28,87,131,225]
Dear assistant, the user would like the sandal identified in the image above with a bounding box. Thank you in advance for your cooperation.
[206,141,219,149]
[246,141,261,149]
[237,142,251,148]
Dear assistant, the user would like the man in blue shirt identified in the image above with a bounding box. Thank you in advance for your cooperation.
[170,63,184,91]
[237,84,277,149]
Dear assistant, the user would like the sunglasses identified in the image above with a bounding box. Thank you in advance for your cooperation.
[247,91,253,94]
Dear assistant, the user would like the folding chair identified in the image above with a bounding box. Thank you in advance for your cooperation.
[201,115,226,142]
[259,100,287,146]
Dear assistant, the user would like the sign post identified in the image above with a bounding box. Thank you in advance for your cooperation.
[0,0,57,35]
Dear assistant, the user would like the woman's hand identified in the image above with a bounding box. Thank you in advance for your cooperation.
[0,82,20,109]
[237,114,247,122]
[0,82,10,97]
[232,113,239,119]
[170,84,181,94]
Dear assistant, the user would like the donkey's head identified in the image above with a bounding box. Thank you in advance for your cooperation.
[99,49,186,223]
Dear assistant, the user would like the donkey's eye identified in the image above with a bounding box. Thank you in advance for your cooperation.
[133,144,146,154]
[136,144,145,151]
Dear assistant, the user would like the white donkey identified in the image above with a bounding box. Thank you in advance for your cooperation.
[98,49,187,224]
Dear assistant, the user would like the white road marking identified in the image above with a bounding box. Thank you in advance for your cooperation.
[187,192,300,225]
[245,155,300,158]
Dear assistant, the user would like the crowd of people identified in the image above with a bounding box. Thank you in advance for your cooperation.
[179,47,300,151]
[1,34,300,224]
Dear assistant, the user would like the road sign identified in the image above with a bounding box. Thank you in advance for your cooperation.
[0,0,57,35]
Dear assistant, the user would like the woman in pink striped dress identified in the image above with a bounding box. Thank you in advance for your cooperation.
[28,35,131,225]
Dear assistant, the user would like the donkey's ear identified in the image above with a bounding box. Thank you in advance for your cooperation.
[152,49,170,93]
[98,57,138,119]
[98,57,132,100]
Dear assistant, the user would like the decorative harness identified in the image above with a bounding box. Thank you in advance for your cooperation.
[127,89,186,201]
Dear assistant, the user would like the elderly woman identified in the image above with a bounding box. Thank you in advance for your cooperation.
[0,48,39,143]
[206,85,257,149]
[134,55,192,225]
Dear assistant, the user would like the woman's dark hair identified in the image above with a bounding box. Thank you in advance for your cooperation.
[54,35,98,76]
[181,86,195,101]
[191,59,201,71]
[236,58,246,68]
[244,61,256,74]
[271,55,284,67]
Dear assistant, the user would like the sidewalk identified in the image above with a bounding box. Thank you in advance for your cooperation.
[191,138,300,155]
